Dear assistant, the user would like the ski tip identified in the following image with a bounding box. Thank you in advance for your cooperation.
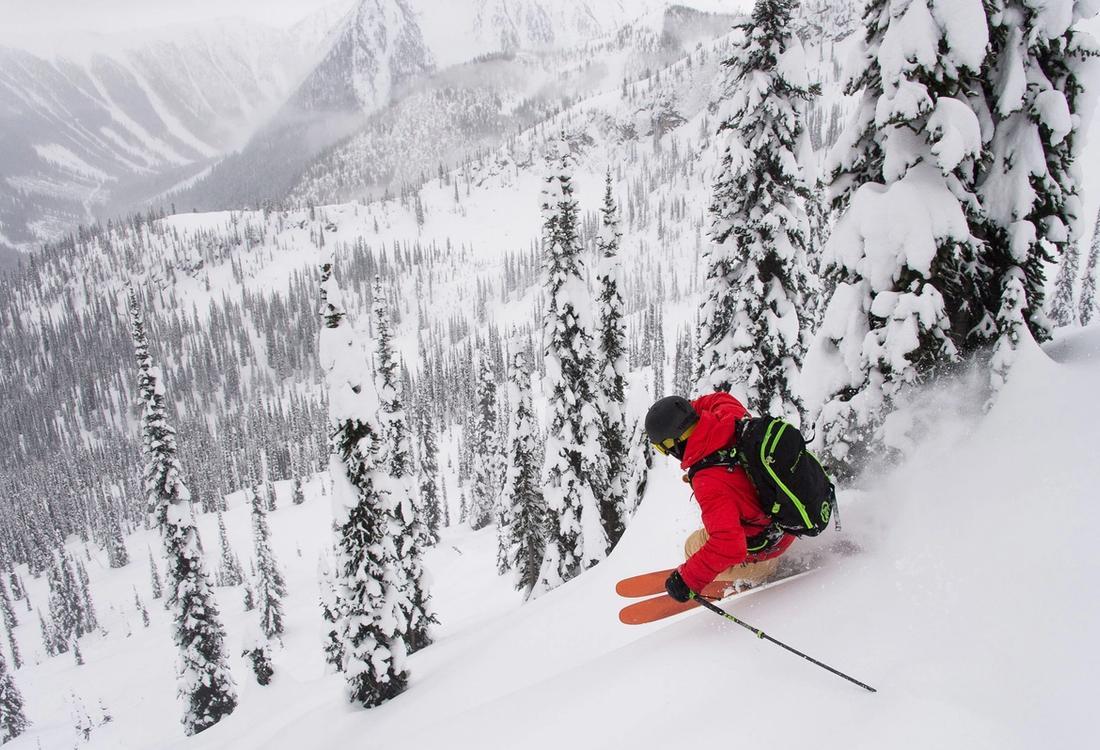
[615,569,677,598]
[618,595,700,625]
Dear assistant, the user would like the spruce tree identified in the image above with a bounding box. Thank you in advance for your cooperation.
[468,353,500,530]
[815,0,990,475]
[1080,209,1100,326]
[104,486,130,569]
[47,552,79,647]
[5,624,20,671]
[216,512,244,587]
[319,258,409,707]
[0,649,28,743]
[650,304,665,398]
[1049,242,1081,327]
[1,581,20,670]
[73,557,97,635]
[980,0,1098,387]
[7,575,23,603]
[250,488,286,640]
[318,557,344,672]
[696,0,814,423]
[535,136,609,595]
[37,609,58,657]
[593,171,629,548]
[148,550,163,601]
[243,640,274,686]
[498,348,547,597]
[371,275,436,654]
[626,425,654,518]
[134,588,150,628]
[0,579,15,629]
[415,389,442,545]
[128,287,237,734]
[259,449,277,512]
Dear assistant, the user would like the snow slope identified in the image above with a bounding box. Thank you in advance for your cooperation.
[6,328,1100,748]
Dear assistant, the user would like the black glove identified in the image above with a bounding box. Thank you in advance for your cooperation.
[664,570,694,603]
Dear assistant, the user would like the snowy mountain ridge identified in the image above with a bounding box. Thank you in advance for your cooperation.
[0,0,707,254]
[0,7,346,252]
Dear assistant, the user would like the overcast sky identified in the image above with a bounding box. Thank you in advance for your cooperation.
[0,0,753,48]
[0,0,343,36]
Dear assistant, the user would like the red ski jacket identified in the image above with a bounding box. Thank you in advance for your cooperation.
[677,392,794,592]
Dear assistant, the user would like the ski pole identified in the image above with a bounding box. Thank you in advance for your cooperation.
[690,593,877,693]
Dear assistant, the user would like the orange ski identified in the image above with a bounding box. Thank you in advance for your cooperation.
[617,583,740,625]
[617,569,818,625]
[615,569,678,597]
[616,570,739,599]
[619,594,701,624]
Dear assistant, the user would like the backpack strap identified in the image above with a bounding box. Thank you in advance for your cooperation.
[684,419,745,481]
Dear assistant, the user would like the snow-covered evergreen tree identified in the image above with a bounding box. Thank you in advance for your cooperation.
[1081,209,1100,325]
[242,624,275,686]
[0,649,27,743]
[1049,242,1081,327]
[148,550,163,601]
[37,609,58,657]
[814,0,991,475]
[534,136,609,595]
[980,0,1099,384]
[104,486,130,569]
[320,258,409,707]
[250,488,286,640]
[216,512,244,587]
[415,384,442,545]
[804,179,832,332]
[0,579,15,630]
[650,304,665,397]
[127,287,237,734]
[258,449,277,512]
[696,0,815,423]
[134,588,150,628]
[3,610,20,670]
[371,275,435,654]
[318,555,343,672]
[468,352,500,530]
[498,347,547,597]
[7,575,23,604]
[73,557,97,636]
[593,171,629,548]
[47,552,80,646]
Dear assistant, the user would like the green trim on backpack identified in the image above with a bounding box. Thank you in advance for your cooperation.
[684,414,836,539]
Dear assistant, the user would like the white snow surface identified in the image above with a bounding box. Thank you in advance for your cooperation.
[6,329,1100,748]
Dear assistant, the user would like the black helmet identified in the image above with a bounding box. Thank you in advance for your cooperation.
[645,396,699,457]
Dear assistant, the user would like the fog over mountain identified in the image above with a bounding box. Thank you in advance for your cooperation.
[0,1,756,261]
[0,6,347,253]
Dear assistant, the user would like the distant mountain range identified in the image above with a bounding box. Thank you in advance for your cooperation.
[0,0,733,257]
[0,6,349,252]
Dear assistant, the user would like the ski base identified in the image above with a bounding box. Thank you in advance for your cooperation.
[617,568,818,625]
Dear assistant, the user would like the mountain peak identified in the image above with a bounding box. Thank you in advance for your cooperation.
[291,0,434,113]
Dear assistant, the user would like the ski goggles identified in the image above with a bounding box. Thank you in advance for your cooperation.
[652,424,696,456]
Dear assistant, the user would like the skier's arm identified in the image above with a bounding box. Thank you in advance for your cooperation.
[678,469,750,592]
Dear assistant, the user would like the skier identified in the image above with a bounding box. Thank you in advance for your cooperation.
[644,393,795,603]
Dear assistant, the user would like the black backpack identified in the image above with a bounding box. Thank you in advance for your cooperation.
[686,416,836,538]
